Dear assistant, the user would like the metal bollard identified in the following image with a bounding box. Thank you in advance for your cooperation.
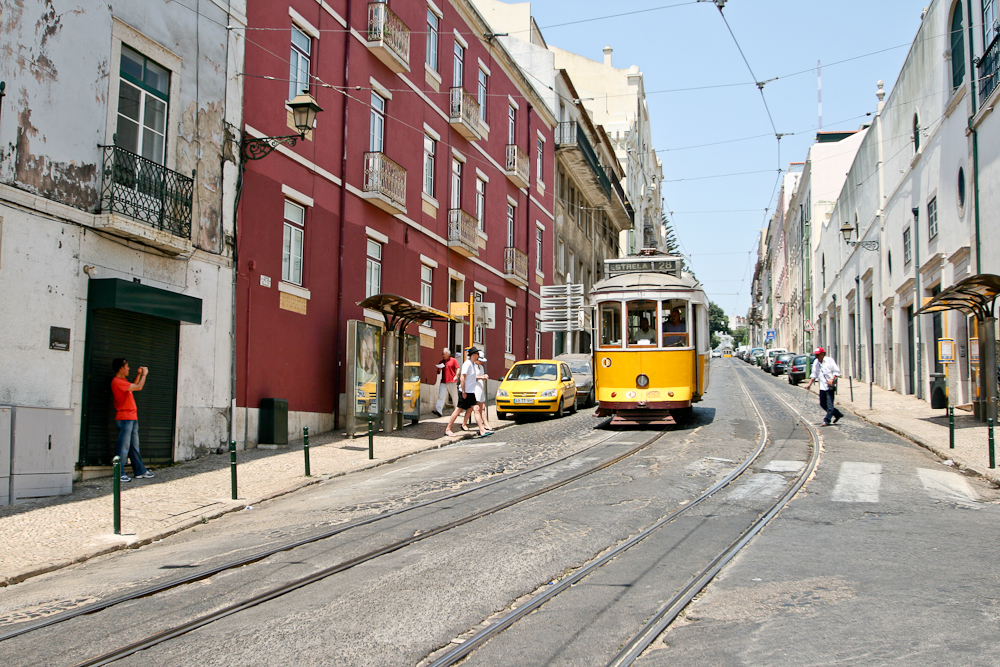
[368,414,374,460]
[989,418,996,470]
[112,456,121,535]
[849,376,854,403]
[303,426,311,477]
[229,440,238,500]
[949,407,955,450]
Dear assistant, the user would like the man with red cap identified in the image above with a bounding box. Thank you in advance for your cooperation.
[805,347,844,426]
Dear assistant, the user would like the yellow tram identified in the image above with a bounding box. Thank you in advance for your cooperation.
[590,252,710,425]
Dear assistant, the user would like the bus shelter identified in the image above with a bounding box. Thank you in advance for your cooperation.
[915,274,1000,422]
[351,294,458,435]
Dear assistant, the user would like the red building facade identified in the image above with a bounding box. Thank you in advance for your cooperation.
[238,0,556,437]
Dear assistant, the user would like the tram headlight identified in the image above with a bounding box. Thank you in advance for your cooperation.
[636,374,650,388]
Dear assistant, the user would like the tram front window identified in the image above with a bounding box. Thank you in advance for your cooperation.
[662,299,688,347]
[627,300,657,347]
[600,302,622,347]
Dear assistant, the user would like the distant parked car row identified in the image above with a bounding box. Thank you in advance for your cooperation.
[734,346,815,384]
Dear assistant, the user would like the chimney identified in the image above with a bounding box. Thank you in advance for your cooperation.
[603,45,613,67]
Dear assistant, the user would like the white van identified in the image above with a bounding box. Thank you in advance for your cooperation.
[762,348,787,372]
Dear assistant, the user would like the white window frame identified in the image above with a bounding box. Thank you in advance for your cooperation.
[116,47,170,166]
[370,91,386,153]
[423,133,436,196]
[283,200,306,286]
[536,227,543,272]
[476,177,486,230]
[903,227,912,265]
[536,136,544,182]
[425,8,439,72]
[453,40,465,88]
[508,104,516,145]
[567,249,575,282]
[420,264,434,308]
[478,68,488,120]
[289,24,312,100]
[535,319,541,359]
[927,197,938,239]
[505,305,513,354]
[506,203,515,247]
[451,157,463,209]
[366,238,383,298]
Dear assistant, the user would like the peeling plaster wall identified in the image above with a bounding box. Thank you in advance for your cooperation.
[0,0,247,466]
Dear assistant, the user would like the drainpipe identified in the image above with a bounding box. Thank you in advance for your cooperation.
[912,207,922,400]
[968,0,982,274]
[333,0,353,430]
[856,274,861,380]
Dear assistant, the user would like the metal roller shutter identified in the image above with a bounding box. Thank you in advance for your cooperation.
[81,309,179,466]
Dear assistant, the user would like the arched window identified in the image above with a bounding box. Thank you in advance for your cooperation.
[912,113,921,153]
[951,2,966,90]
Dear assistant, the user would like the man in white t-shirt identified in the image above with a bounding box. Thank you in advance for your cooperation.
[445,348,492,437]
[805,346,844,426]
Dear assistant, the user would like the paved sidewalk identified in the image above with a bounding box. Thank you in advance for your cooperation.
[0,408,511,587]
[796,376,1000,485]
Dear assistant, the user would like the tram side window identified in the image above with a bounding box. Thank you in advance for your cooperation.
[661,299,688,347]
[600,302,622,347]
[627,300,657,346]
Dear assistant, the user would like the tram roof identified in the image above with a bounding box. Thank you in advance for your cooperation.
[590,271,705,304]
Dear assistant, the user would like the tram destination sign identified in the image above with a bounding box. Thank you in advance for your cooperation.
[606,257,681,278]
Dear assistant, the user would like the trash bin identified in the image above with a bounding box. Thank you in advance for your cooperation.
[258,398,288,445]
[929,373,947,409]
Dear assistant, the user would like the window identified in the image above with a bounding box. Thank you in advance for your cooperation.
[903,228,912,265]
[506,203,515,246]
[423,134,436,196]
[289,25,311,99]
[927,197,938,239]
[475,177,486,230]
[508,105,516,144]
[366,239,382,298]
[505,305,513,354]
[912,112,920,154]
[951,3,966,90]
[536,137,544,182]
[599,302,622,348]
[420,265,433,307]
[116,45,170,164]
[473,290,484,344]
[958,167,967,214]
[661,299,688,347]
[535,319,541,359]
[450,158,463,209]
[478,69,488,120]
[536,227,543,272]
[453,41,464,88]
[370,92,386,153]
[567,250,575,282]
[556,237,564,274]
[283,200,305,285]
[986,0,998,50]
[425,9,439,71]
[627,300,657,347]
[821,254,826,289]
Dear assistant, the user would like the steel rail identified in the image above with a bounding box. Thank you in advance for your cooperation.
[0,427,622,642]
[68,428,669,667]
[425,364,773,667]
[605,366,821,667]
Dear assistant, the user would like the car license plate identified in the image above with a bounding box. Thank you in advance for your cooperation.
[513,398,534,404]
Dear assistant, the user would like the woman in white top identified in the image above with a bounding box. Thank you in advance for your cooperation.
[462,356,490,431]
[445,348,492,437]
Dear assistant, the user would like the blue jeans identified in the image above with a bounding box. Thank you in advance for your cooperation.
[819,389,843,424]
[115,420,148,476]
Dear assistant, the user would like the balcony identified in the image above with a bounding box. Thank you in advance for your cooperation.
[361,151,407,215]
[980,34,1000,101]
[504,144,530,188]
[554,121,631,231]
[503,246,529,287]
[449,87,482,141]
[447,208,479,257]
[366,1,410,73]
[96,145,194,255]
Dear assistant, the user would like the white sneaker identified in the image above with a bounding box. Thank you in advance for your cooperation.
[137,472,155,479]
[120,475,132,482]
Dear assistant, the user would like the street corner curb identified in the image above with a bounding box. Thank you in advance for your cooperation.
[1,541,133,588]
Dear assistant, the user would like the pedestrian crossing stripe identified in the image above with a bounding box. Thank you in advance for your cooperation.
[831,462,882,503]
[916,468,978,504]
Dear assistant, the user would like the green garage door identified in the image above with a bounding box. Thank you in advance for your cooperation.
[81,309,180,466]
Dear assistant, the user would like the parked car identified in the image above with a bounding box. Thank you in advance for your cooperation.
[748,348,765,365]
[787,354,810,385]
[495,360,577,420]
[761,348,787,372]
[771,352,795,376]
[711,349,722,358]
[555,353,595,408]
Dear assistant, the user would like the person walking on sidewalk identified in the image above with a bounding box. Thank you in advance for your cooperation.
[462,354,490,431]
[445,348,492,437]
[433,347,460,417]
[805,347,844,426]
[110,358,154,481]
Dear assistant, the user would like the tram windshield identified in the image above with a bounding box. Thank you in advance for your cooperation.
[627,300,658,347]
[600,302,622,347]
[661,299,688,347]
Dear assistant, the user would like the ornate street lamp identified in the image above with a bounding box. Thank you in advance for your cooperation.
[241,93,323,161]
[840,220,879,251]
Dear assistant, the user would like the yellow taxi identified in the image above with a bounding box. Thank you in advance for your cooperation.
[495,360,577,419]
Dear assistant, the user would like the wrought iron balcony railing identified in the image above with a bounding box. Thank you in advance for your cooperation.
[99,145,193,238]
[449,87,482,140]
[503,246,529,286]
[447,208,479,257]
[555,121,615,202]
[362,151,407,213]
[504,144,530,188]
[979,33,1000,100]
[367,1,410,72]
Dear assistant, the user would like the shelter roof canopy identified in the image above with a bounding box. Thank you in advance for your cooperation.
[358,294,458,329]
[914,274,1000,318]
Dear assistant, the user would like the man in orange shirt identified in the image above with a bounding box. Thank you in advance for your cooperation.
[111,358,153,482]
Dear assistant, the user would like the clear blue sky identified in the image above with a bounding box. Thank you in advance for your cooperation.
[526,0,929,322]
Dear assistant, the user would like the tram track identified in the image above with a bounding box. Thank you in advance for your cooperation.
[5,426,680,666]
[422,361,820,667]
